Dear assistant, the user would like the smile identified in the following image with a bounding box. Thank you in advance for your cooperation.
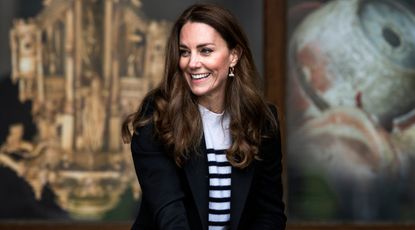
[191,73,211,79]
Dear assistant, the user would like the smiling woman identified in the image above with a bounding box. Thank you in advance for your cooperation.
[122,3,286,230]
[179,22,239,113]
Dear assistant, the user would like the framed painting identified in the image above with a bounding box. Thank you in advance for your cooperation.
[0,0,263,229]
[265,0,415,228]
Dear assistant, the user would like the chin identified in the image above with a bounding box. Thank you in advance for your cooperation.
[190,89,207,97]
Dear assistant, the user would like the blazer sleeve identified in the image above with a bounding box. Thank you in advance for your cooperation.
[249,104,287,229]
[130,102,191,229]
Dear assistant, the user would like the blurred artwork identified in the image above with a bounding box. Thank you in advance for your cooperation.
[0,0,170,219]
[287,0,415,221]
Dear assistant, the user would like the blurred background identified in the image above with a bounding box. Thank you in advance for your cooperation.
[1,0,415,229]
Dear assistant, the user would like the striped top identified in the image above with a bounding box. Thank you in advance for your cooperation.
[199,105,232,230]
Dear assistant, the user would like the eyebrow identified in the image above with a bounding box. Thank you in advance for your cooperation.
[179,43,215,49]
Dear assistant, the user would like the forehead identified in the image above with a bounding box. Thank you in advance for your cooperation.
[179,22,225,46]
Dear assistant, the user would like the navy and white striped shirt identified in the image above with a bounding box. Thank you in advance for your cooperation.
[199,105,232,230]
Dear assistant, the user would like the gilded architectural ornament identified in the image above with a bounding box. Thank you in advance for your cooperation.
[1,0,170,219]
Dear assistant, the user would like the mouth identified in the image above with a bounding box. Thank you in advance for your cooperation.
[191,73,211,80]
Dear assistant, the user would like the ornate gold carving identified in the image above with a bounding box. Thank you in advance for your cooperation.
[2,0,170,219]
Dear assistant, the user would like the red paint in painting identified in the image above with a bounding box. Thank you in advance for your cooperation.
[355,91,362,109]
[297,43,331,93]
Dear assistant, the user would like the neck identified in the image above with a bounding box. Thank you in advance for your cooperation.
[198,95,225,114]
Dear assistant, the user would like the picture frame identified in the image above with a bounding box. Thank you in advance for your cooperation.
[264,0,415,229]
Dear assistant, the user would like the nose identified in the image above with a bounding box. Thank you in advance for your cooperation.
[188,53,201,69]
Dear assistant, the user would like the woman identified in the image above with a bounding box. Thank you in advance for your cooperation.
[122,3,286,230]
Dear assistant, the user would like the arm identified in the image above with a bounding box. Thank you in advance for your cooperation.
[131,110,190,229]
[249,105,287,229]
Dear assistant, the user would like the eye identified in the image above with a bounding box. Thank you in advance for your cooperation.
[179,49,190,57]
[200,48,213,55]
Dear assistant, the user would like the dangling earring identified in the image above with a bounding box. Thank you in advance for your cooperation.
[228,67,235,77]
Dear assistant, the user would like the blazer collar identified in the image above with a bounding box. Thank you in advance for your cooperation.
[184,137,255,230]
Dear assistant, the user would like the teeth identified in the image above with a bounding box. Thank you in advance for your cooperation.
[191,73,210,79]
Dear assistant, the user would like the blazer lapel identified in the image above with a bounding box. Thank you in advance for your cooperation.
[230,162,255,230]
[184,138,208,230]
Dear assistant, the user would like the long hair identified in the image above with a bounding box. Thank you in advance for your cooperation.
[122,3,278,168]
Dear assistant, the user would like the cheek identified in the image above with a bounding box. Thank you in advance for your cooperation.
[214,58,231,74]
[215,66,227,76]
[179,58,187,71]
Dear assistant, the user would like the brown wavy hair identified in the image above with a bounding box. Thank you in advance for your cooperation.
[122,3,278,168]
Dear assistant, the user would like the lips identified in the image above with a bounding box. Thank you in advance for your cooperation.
[191,73,211,80]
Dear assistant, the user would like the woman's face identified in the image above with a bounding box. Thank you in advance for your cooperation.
[179,22,238,109]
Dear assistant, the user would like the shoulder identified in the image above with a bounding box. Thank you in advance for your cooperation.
[139,93,157,118]
[263,102,280,135]
[132,93,164,153]
[257,104,282,162]
[266,103,279,120]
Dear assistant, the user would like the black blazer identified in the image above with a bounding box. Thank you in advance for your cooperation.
[130,101,286,230]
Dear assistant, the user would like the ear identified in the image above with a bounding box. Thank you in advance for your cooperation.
[230,46,242,67]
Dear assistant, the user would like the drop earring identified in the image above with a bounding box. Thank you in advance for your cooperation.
[228,67,235,77]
